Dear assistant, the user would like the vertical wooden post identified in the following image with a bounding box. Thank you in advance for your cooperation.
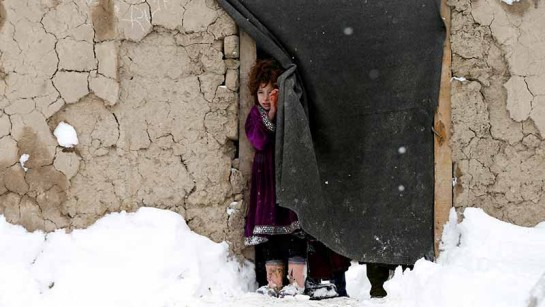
[239,31,257,185]
[239,31,257,259]
[434,0,453,257]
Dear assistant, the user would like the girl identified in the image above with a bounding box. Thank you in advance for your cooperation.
[244,59,306,296]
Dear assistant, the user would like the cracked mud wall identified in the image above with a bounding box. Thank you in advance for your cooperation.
[0,0,247,253]
[449,0,545,226]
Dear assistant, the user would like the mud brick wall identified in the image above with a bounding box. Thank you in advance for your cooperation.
[0,0,246,253]
[449,0,545,226]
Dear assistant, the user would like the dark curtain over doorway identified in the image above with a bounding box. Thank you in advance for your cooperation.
[219,0,445,264]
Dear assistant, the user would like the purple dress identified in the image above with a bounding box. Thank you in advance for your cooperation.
[244,105,300,246]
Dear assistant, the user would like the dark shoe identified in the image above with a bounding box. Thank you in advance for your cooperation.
[366,263,390,298]
[370,286,387,298]
[332,271,348,297]
[304,278,338,300]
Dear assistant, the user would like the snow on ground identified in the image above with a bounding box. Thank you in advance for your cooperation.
[0,207,544,307]
[372,208,545,307]
[0,208,254,307]
[530,273,545,307]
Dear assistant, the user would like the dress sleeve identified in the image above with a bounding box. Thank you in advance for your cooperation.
[245,107,274,151]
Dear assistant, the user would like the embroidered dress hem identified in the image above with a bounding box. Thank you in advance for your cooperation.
[245,235,269,246]
[253,221,301,235]
[245,221,302,246]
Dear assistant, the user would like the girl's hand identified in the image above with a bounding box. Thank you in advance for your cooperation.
[269,89,279,109]
[268,89,279,120]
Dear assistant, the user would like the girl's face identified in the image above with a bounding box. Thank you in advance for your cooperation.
[257,82,274,110]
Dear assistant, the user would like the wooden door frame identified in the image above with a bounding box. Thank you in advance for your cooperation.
[433,0,453,257]
[238,31,257,260]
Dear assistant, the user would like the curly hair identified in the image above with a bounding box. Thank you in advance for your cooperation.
[248,59,283,105]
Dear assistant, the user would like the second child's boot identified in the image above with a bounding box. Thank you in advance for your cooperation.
[288,257,306,289]
[279,257,306,297]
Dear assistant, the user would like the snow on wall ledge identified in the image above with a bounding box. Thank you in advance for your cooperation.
[0,0,246,253]
[449,0,545,226]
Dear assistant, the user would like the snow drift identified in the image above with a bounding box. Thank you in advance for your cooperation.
[0,208,255,307]
[374,208,545,307]
[0,207,544,307]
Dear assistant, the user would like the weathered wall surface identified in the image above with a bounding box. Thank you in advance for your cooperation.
[0,0,247,252]
[449,0,545,226]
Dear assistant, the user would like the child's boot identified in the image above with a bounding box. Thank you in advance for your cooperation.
[279,257,306,297]
[287,257,306,289]
[266,260,285,292]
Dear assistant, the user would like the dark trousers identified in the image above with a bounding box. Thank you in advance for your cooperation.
[365,263,413,297]
[307,240,350,297]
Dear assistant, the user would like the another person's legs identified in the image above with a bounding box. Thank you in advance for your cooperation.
[307,240,350,297]
[332,270,348,297]
[366,263,390,298]
[367,263,413,297]
[365,263,414,298]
